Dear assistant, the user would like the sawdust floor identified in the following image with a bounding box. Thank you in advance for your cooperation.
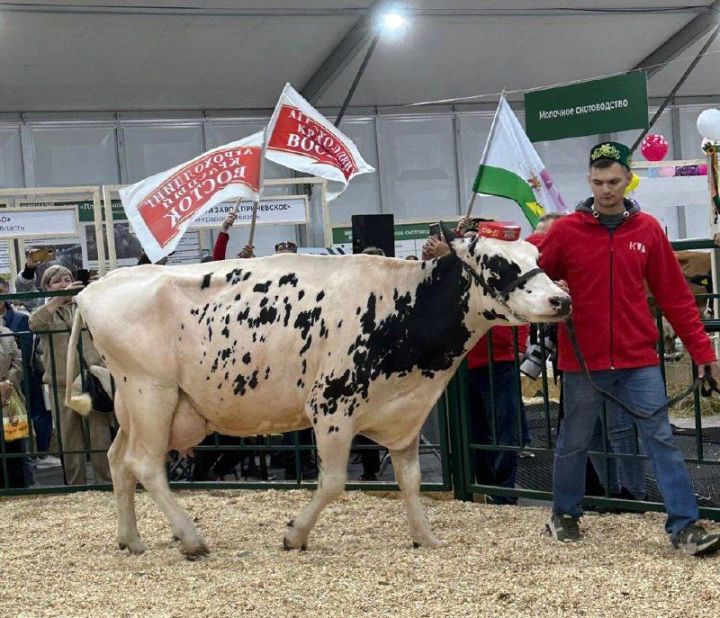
[1,489,719,617]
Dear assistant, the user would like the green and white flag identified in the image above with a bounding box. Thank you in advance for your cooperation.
[473,97,567,228]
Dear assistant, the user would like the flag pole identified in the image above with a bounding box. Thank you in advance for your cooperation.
[465,89,506,218]
[247,126,270,248]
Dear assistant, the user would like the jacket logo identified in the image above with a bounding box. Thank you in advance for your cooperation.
[629,241,646,253]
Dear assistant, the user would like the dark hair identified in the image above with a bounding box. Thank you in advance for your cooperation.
[361,246,385,256]
[590,158,627,170]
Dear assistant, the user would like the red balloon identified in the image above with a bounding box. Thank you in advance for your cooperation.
[640,133,669,161]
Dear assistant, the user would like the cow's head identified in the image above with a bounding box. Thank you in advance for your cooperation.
[450,235,570,325]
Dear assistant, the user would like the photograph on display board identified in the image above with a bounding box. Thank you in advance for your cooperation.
[26,240,84,285]
[85,222,143,267]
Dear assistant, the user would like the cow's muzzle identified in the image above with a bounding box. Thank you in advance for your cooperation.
[549,294,571,317]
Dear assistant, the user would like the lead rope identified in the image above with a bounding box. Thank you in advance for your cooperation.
[565,316,719,419]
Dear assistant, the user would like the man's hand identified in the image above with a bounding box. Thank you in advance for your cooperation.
[221,212,237,233]
[701,362,719,381]
[237,245,254,259]
[422,236,451,260]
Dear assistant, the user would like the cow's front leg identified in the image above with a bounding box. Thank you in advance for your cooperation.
[390,433,443,548]
[283,413,352,551]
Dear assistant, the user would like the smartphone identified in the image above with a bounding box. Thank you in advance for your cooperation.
[428,222,442,238]
[28,248,55,263]
[76,268,90,286]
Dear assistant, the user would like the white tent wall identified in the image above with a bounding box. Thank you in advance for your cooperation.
[1,100,719,252]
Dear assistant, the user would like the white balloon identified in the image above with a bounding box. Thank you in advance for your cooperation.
[697,108,720,141]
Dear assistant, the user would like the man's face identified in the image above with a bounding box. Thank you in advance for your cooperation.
[588,163,631,209]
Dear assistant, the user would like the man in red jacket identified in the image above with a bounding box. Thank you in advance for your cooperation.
[540,141,720,555]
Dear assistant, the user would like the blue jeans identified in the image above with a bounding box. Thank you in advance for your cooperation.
[468,362,525,505]
[555,367,697,539]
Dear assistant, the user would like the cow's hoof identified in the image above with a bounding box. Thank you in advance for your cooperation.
[182,541,210,560]
[119,539,147,555]
[283,534,308,552]
[412,537,445,549]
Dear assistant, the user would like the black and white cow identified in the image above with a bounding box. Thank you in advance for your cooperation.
[66,235,570,558]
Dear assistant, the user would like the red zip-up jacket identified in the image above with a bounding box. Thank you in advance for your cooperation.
[539,205,715,372]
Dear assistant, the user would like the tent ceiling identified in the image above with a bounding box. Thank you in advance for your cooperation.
[0,0,717,113]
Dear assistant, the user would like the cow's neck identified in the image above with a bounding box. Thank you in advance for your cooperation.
[353,255,487,380]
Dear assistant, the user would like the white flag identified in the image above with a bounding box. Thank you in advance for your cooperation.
[473,97,567,228]
[265,83,375,200]
[120,132,263,263]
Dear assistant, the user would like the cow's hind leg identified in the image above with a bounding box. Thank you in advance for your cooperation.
[283,416,353,551]
[108,424,146,554]
[121,381,209,559]
[390,433,443,548]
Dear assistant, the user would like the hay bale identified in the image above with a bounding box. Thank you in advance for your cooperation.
[0,490,719,617]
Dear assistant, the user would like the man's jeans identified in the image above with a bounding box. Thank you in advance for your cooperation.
[555,366,697,538]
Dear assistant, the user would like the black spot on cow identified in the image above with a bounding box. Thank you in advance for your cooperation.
[264,367,270,380]
[248,305,278,329]
[252,333,257,343]
[224,371,229,381]
[198,303,210,324]
[208,326,213,342]
[201,273,212,289]
[316,291,325,302]
[298,290,305,300]
[237,307,250,323]
[301,359,307,375]
[294,307,322,340]
[220,348,232,361]
[180,324,184,330]
[279,273,298,287]
[260,297,269,308]
[248,370,259,390]
[242,352,251,365]
[319,320,328,339]
[296,379,303,388]
[260,335,266,343]
[321,370,354,416]
[327,426,339,434]
[282,300,293,327]
[253,281,271,294]
[299,334,312,355]
[233,375,247,395]
[480,254,523,296]
[482,309,507,321]
[337,320,343,328]
[123,376,127,383]
[222,325,230,338]
[355,307,361,315]
[210,357,219,373]
[235,294,242,301]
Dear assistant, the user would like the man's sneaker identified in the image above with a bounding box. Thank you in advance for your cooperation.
[546,513,581,542]
[672,524,720,556]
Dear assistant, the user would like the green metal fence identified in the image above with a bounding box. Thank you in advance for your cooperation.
[2,240,719,524]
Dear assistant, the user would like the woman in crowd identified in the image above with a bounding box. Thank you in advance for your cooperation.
[29,265,112,486]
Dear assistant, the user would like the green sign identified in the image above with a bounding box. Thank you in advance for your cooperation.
[524,71,648,142]
[332,220,459,245]
[74,200,126,223]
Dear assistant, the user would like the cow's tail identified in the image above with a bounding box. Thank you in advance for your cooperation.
[65,308,92,416]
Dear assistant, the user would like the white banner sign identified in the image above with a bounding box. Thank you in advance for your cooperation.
[192,196,308,228]
[265,83,375,201]
[119,132,263,263]
[0,207,79,239]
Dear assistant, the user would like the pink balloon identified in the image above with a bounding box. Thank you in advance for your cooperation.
[659,166,675,177]
[640,133,669,161]
[699,163,708,175]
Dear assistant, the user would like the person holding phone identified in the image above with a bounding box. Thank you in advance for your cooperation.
[14,247,54,311]
[29,265,112,486]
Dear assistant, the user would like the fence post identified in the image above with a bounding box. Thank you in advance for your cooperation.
[446,364,473,501]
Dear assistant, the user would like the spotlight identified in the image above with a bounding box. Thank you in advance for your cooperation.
[379,10,408,36]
